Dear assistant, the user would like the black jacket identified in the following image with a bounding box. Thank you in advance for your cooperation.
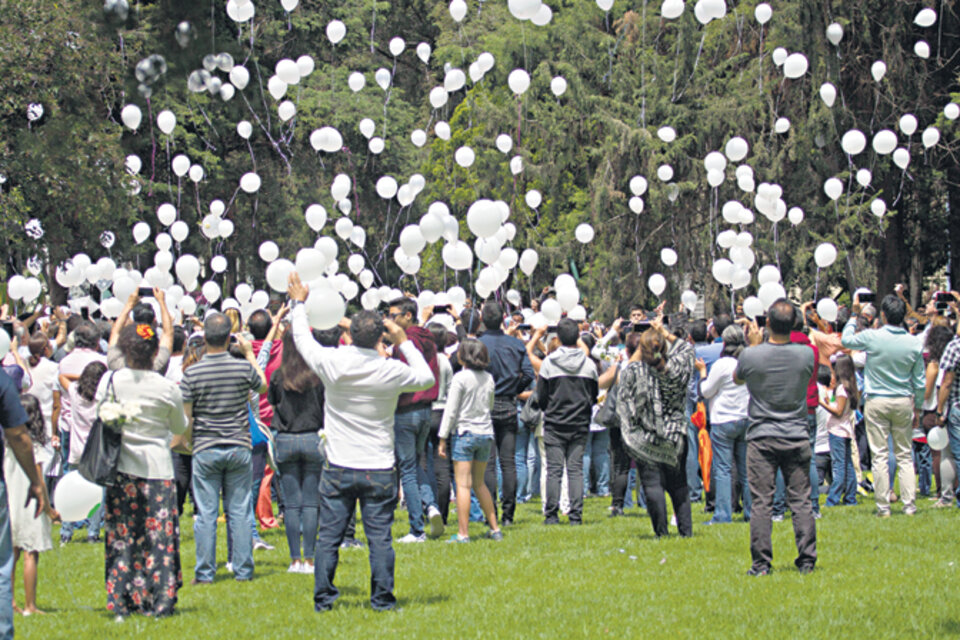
[267,370,325,433]
[535,347,599,432]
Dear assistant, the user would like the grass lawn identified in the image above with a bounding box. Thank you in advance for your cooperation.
[13,494,960,639]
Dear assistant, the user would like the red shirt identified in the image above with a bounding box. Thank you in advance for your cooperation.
[790,331,820,412]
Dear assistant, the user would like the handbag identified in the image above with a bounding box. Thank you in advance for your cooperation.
[248,403,278,473]
[518,392,542,426]
[78,373,123,486]
[595,364,621,430]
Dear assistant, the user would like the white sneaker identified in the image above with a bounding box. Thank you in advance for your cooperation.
[253,539,274,551]
[299,562,315,574]
[397,533,426,544]
[428,506,445,538]
[670,515,677,527]
[288,561,302,574]
[226,562,234,574]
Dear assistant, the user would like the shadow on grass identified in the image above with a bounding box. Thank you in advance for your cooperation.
[938,619,960,635]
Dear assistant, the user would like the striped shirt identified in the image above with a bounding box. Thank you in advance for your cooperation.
[180,352,261,454]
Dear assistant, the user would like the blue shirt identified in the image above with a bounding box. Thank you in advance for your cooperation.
[0,369,29,481]
[840,320,925,407]
[688,341,723,402]
[478,330,535,398]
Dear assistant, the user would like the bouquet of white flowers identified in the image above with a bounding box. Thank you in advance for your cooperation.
[98,400,141,428]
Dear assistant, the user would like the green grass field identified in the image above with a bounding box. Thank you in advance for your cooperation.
[13,495,960,639]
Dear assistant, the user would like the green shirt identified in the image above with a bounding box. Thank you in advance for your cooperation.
[840,320,925,408]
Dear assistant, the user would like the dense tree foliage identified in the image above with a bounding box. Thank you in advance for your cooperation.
[0,0,957,312]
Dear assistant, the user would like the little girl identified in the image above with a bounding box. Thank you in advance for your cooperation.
[820,355,859,507]
[5,394,59,615]
[437,339,501,543]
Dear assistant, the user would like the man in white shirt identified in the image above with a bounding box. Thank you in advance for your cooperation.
[287,274,434,613]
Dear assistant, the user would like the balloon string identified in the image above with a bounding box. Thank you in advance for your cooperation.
[757,25,764,93]
[815,266,820,301]
[146,97,157,197]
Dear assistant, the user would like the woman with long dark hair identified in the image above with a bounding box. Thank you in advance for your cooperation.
[100,324,187,619]
[616,315,695,538]
[924,325,954,504]
[268,327,339,574]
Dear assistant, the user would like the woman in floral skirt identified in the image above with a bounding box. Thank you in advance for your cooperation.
[95,320,187,619]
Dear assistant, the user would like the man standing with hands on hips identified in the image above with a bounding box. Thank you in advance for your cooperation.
[286,274,435,613]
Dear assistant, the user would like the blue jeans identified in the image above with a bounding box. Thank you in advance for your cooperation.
[394,407,436,537]
[526,426,540,499]
[314,464,397,611]
[276,432,324,561]
[710,419,751,523]
[945,405,960,502]
[624,468,647,509]
[773,413,820,516]
[59,462,104,541]
[0,482,13,640]
[583,430,611,495]
[826,434,857,506]
[451,432,494,462]
[914,441,932,497]
[685,400,702,501]
[515,421,531,502]
[193,445,253,582]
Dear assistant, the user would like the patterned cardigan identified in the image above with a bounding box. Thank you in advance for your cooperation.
[615,338,695,467]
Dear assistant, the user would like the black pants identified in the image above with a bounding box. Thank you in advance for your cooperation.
[483,398,518,522]
[429,410,453,524]
[171,451,194,516]
[747,437,817,571]
[543,428,588,523]
[639,440,692,537]
[609,428,633,510]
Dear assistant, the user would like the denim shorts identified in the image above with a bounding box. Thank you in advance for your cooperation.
[451,432,494,462]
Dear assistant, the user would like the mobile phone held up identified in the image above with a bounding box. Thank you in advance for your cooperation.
[756,315,767,329]
[858,291,876,304]
[137,287,154,298]
[631,321,652,333]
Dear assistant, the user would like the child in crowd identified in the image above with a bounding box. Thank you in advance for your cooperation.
[437,339,502,543]
[5,394,59,615]
[820,355,859,507]
[61,360,107,544]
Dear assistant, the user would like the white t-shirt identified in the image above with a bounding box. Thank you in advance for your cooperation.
[699,356,750,424]
[825,385,856,439]
[27,358,59,440]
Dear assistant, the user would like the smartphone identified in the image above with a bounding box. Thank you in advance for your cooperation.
[935,291,952,302]
[858,291,876,303]
[936,301,950,312]
[433,304,450,315]
[138,287,153,298]
[632,321,652,332]
[756,315,767,328]
[80,307,90,320]
[516,323,532,331]
[229,335,238,344]
[1,321,13,337]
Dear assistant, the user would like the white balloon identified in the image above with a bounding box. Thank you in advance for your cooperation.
[240,172,261,193]
[375,68,392,90]
[922,126,940,149]
[326,20,346,44]
[660,248,678,266]
[657,165,674,181]
[297,55,315,77]
[156,233,172,251]
[507,69,530,95]
[819,83,837,108]
[754,2,771,24]
[133,221,150,244]
[348,72,365,92]
[525,190,542,209]
[893,147,910,170]
[467,200,501,238]
[647,273,666,297]
[681,290,698,312]
[202,281,221,304]
[211,256,228,273]
[258,241,279,263]
[230,66,250,90]
[928,426,948,451]
[188,164,204,183]
[531,3,553,25]
[816,298,838,323]
[826,23,843,46]
[170,220,189,242]
[856,169,872,187]
[871,60,886,82]
[814,243,837,268]
[508,0,541,20]
[171,154,190,177]
[510,156,523,175]
[376,176,398,199]
[757,265,781,286]
[657,126,676,142]
[157,110,176,134]
[629,197,644,214]
[399,225,426,255]
[296,248,327,282]
[841,129,867,155]
[743,297,764,320]
[335,217,354,240]
[758,282,786,310]
[541,299,562,324]
[410,129,427,147]
[519,249,539,275]
[267,75,287,100]
[449,0,467,22]
[724,137,749,162]
[417,42,432,63]
[429,86,448,109]
[574,223,595,244]
[389,37,405,57]
[871,198,887,217]
[175,254,201,283]
[276,58,300,85]
[661,0,684,19]
[121,104,142,130]
[711,259,734,285]
[359,118,376,139]
[54,471,102,522]
[899,114,918,136]
[368,137,385,154]
[872,129,897,155]
[823,178,843,201]
[310,126,343,153]
[455,146,475,168]
[265,259,295,293]
[125,154,141,175]
[772,47,788,66]
[707,169,725,187]
[774,117,790,133]
[915,8,937,27]
[550,76,567,97]
[442,241,473,270]
[219,219,235,238]
[237,120,253,139]
[914,40,930,59]
[235,284,253,304]
[629,175,648,196]
[944,103,960,121]
[157,203,177,226]
[788,206,804,225]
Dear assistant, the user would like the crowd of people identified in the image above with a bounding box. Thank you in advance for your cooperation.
[0,275,954,631]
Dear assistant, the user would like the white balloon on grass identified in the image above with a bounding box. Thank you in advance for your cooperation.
[54,471,102,522]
